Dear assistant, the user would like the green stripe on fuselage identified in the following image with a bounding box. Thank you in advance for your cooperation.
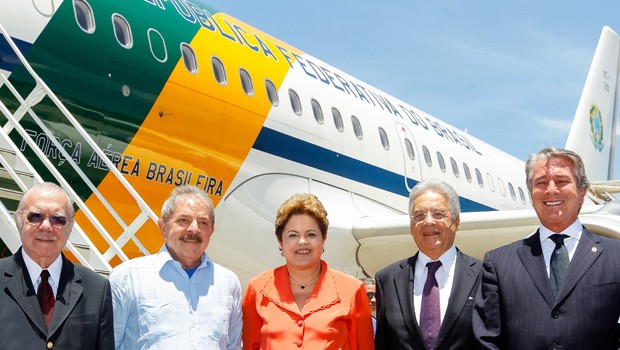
[2,0,204,199]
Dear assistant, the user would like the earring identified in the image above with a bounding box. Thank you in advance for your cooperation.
[279,247,283,257]
[323,248,325,253]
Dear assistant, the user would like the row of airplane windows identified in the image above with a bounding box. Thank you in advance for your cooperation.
[73,0,529,207]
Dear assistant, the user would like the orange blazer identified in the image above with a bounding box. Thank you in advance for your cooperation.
[242,260,374,350]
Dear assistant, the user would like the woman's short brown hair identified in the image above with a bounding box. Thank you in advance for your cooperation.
[275,193,329,242]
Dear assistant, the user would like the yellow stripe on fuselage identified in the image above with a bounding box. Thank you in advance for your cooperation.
[75,12,301,261]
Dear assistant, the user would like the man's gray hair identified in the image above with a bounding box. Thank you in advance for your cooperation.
[15,182,75,232]
[408,178,460,220]
[160,185,214,225]
[360,277,375,286]
[525,147,590,194]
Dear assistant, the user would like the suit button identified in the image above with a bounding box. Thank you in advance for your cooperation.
[297,320,304,327]
[296,340,303,347]
[551,310,560,319]
[47,342,54,349]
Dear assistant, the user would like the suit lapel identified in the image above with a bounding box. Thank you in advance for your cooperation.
[555,228,602,303]
[3,250,48,334]
[393,255,421,340]
[517,231,555,307]
[49,255,83,336]
[435,251,477,347]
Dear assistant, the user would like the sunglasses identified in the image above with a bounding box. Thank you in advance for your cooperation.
[366,292,375,300]
[26,212,69,227]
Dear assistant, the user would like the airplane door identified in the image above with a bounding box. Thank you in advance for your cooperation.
[394,122,422,191]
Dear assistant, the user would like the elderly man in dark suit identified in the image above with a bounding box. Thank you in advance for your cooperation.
[473,147,620,349]
[375,179,482,350]
[0,182,114,349]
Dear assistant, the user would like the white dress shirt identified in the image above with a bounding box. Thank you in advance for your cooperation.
[110,245,243,350]
[539,219,582,277]
[22,249,62,298]
[413,246,457,325]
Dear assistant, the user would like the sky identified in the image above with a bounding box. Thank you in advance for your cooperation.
[207,0,620,181]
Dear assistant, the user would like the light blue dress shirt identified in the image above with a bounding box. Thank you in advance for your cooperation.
[110,245,242,350]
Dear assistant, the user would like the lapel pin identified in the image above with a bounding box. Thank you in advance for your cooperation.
[591,247,598,253]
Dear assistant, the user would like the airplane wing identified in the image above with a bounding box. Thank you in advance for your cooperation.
[353,204,620,277]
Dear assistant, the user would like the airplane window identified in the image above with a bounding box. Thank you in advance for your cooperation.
[311,99,324,124]
[404,138,415,160]
[463,163,472,183]
[147,28,167,63]
[437,152,446,172]
[422,146,432,167]
[211,57,226,85]
[378,127,390,150]
[518,187,526,204]
[265,79,279,106]
[351,115,363,140]
[486,173,495,192]
[450,157,459,178]
[475,168,484,188]
[74,0,95,34]
[239,68,254,96]
[289,89,302,116]
[181,43,198,74]
[332,108,344,132]
[112,14,133,49]
[497,177,506,196]
[508,182,516,200]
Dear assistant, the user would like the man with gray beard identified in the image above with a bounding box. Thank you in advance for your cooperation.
[110,185,242,350]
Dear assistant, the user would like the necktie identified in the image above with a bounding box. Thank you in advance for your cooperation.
[37,270,55,329]
[420,261,442,350]
[549,234,569,299]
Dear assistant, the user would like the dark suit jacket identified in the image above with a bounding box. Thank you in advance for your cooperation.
[375,249,482,350]
[473,228,620,350]
[0,248,114,349]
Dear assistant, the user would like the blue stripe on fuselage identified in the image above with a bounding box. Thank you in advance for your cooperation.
[0,36,31,72]
[253,127,494,213]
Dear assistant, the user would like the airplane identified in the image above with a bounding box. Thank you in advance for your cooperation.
[0,0,618,287]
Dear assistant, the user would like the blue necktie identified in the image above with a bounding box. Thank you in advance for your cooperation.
[549,234,569,299]
[420,261,442,349]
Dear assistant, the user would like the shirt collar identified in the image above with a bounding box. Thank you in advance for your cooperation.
[22,249,63,289]
[416,246,457,272]
[539,219,583,242]
[157,244,210,271]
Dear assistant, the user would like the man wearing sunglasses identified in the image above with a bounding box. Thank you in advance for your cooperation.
[375,179,482,350]
[361,277,377,334]
[0,182,114,349]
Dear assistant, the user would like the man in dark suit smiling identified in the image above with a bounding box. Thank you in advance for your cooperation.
[0,182,114,349]
[375,179,481,350]
[473,147,620,349]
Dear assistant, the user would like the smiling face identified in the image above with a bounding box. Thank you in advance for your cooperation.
[531,156,586,233]
[159,195,215,269]
[410,191,459,260]
[278,213,325,271]
[17,187,72,268]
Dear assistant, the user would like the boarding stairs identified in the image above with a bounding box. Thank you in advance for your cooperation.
[0,24,159,275]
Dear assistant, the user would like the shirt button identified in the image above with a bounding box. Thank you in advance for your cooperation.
[296,340,303,347]
[297,320,304,327]
[47,342,54,349]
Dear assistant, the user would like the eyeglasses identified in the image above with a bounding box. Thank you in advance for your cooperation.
[411,209,451,223]
[366,292,375,300]
[25,212,69,227]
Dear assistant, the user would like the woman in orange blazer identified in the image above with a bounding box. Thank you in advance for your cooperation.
[242,194,374,350]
